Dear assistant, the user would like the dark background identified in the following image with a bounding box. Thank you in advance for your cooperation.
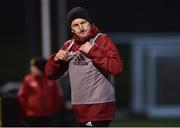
[1,0,180,79]
[1,1,180,127]
[0,0,180,109]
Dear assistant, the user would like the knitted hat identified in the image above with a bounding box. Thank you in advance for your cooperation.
[67,7,92,28]
[30,57,47,73]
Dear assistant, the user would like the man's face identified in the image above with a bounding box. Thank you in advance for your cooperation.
[71,18,91,39]
[30,65,42,76]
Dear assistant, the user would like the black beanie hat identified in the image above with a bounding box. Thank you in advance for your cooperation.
[67,7,92,28]
[30,57,47,73]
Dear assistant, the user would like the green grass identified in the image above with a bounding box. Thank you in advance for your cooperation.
[111,118,180,127]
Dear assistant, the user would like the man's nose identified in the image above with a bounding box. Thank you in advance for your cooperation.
[79,24,84,31]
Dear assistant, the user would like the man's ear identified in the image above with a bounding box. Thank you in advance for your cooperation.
[71,29,74,33]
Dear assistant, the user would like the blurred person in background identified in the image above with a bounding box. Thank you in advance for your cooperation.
[18,57,63,126]
[45,7,123,127]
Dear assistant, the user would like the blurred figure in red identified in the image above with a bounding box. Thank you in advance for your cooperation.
[18,57,63,126]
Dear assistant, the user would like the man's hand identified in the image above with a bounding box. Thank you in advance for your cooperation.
[54,49,68,62]
[79,41,94,54]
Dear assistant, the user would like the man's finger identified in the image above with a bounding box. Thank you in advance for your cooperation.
[79,45,84,50]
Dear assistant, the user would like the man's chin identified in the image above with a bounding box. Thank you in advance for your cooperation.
[79,34,88,39]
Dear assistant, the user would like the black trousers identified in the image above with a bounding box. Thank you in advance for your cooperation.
[24,116,53,127]
[79,120,111,127]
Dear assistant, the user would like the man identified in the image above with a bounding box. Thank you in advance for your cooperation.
[18,57,63,126]
[45,7,123,127]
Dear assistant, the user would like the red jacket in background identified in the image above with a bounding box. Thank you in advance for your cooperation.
[18,74,63,117]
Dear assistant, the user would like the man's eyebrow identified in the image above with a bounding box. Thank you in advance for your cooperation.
[72,23,78,26]
[81,20,86,23]
[72,20,86,27]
